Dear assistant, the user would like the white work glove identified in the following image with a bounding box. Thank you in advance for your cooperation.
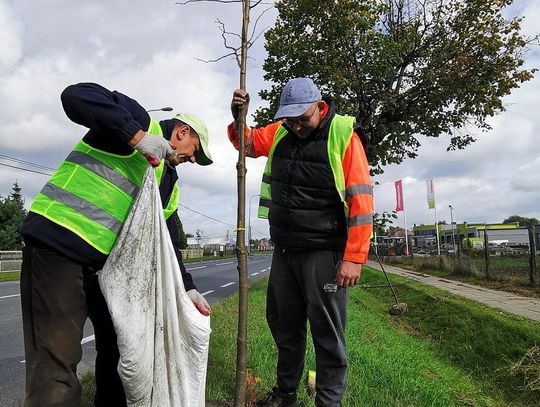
[187,289,211,316]
[134,133,175,167]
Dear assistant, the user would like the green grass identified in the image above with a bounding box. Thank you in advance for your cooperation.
[0,271,19,282]
[206,267,540,406]
[80,372,96,407]
[486,256,536,270]
[385,278,540,406]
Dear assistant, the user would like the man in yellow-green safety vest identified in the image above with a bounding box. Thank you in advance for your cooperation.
[19,82,213,407]
[228,78,374,407]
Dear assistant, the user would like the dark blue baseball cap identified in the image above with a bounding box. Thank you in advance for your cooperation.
[274,77,322,120]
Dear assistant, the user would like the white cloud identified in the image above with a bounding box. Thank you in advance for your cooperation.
[0,113,74,151]
[511,156,540,191]
[0,2,23,73]
[0,0,276,238]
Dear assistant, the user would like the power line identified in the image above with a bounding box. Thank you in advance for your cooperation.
[0,162,53,177]
[178,203,235,227]
[180,201,267,235]
[0,154,241,230]
[0,154,56,171]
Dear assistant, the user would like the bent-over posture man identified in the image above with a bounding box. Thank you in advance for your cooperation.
[20,82,213,407]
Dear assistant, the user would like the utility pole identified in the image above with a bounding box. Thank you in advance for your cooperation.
[449,205,456,258]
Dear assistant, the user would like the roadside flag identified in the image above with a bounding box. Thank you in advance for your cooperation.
[426,178,436,209]
[395,180,404,212]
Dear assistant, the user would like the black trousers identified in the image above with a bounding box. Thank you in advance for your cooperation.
[266,247,348,407]
[20,241,126,407]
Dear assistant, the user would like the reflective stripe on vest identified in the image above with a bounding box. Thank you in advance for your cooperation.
[257,127,289,219]
[29,118,179,254]
[257,114,356,219]
[146,118,180,219]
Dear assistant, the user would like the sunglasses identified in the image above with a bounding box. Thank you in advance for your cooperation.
[282,104,318,127]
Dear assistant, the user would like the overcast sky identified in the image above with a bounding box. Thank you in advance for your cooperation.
[1,0,539,241]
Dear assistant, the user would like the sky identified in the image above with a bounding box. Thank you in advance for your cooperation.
[0,0,539,241]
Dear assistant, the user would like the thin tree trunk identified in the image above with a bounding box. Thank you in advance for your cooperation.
[234,1,250,406]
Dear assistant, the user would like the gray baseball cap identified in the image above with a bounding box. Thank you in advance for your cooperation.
[274,77,322,120]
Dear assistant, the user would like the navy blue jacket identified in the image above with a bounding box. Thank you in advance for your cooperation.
[21,82,195,291]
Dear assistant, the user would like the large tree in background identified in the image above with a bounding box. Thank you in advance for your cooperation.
[255,0,537,174]
[503,215,540,227]
[0,182,26,250]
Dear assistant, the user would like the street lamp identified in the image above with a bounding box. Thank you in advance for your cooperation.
[146,107,173,112]
[248,194,260,255]
[449,205,457,256]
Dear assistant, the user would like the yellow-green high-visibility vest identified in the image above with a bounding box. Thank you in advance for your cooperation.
[29,118,179,254]
[258,114,356,219]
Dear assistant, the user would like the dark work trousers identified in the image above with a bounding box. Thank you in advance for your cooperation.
[266,247,348,407]
[20,240,126,407]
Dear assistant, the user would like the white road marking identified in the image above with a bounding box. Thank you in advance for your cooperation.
[250,272,260,276]
[0,294,20,299]
[186,266,207,271]
[220,282,235,288]
[201,290,215,296]
[216,262,234,266]
[81,335,95,345]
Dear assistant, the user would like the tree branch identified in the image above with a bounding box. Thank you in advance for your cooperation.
[188,3,274,66]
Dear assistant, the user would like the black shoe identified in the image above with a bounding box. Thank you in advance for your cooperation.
[255,387,298,407]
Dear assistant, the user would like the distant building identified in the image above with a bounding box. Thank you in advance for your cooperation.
[411,222,536,248]
[203,237,236,255]
[186,237,236,255]
[186,237,200,249]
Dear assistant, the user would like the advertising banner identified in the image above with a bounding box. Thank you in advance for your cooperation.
[426,178,436,209]
[395,180,404,212]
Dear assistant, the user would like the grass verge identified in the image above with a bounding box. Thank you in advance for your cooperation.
[0,271,19,282]
[206,266,540,406]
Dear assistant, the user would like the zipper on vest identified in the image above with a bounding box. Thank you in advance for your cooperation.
[283,139,303,211]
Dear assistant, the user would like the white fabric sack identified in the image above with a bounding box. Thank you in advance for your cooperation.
[99,167,211,407]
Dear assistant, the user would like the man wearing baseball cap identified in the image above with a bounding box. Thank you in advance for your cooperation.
[229,78,373,406]
[20,82,212,406]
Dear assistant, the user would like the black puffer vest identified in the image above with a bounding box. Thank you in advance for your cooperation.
[268,100,347,249]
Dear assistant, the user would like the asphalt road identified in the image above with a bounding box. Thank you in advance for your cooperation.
[0,254,272,406]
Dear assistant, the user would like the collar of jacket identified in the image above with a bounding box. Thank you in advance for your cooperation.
[159,119,176,141]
